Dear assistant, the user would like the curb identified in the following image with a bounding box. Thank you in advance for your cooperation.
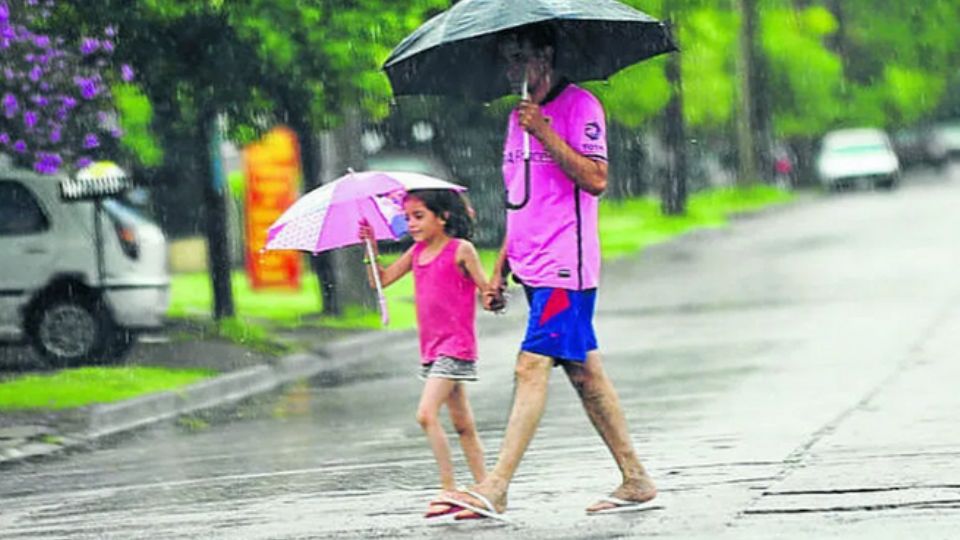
[0,329,420,467]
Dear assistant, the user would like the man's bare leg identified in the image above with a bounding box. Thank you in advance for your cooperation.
[562,350,657,512]
[450,351,553,516]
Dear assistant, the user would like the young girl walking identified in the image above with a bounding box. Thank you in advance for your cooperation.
[359,189,490,519]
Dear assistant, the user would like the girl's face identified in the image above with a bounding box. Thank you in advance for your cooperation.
[403,197,446,243]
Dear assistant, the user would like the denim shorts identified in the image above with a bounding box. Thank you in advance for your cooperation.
[418,356,478,381]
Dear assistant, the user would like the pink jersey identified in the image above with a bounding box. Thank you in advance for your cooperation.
[502,83,606,290]
[412,239,478,364]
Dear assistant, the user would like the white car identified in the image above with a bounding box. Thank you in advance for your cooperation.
[0,160,170,366]
[816,128,901,190]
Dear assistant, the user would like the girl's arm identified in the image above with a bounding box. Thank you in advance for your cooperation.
[455,240,490,292]
[368,246,413,288]
[359,220,412,288]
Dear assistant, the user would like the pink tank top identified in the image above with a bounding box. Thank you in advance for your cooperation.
[412,239,478,364]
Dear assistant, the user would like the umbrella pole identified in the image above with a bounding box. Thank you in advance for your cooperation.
[365,237,390,326]
[506,77,532,210]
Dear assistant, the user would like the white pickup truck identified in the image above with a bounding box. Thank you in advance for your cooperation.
[0,160,169,366]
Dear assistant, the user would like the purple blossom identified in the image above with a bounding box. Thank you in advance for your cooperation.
[80,37,99,55]
[109,127,123,139]
[121,64,134,82]
[61,95,77,109]
[0,3,8,25]
[13,140,27,153]
[48,126,61,143]
[76,157,92,168]
[3,68,13,80]
[0,132,9,145]
[33,34,49,48]
[33,152,62,174]
[2,93,17,117]
[75,76,100,100]
[83,133,99,149]
[30,94,47,106]
[104,26,117,38]
[101,40,114,53]
[23,110,37,128]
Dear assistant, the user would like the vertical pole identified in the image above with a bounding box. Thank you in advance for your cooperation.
[93,199,105,288]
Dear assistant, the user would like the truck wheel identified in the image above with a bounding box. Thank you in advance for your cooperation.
[25,296,115,367]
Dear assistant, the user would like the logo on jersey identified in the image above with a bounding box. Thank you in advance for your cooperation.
[584,121,602,141]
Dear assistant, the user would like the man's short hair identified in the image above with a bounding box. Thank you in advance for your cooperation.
[514,22,556,52]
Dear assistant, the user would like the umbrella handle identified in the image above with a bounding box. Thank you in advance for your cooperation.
[506,76,532,211]
[521,78,530,160]
[365,238,389,326]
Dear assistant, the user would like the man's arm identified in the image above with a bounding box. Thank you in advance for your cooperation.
[517,99,608,196]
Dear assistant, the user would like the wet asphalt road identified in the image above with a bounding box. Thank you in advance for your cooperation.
[2,167,960,538]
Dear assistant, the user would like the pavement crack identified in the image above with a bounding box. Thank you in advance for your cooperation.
[763,484,960,496]
[743,498,960,515]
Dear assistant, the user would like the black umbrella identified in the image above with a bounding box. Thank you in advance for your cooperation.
[383,0,677,209]
[383,0,677,103]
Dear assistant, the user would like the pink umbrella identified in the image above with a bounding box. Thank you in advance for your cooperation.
[264,170,466,326]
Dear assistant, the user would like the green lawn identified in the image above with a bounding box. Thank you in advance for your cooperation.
[599,185,794,258]
[0,367,215,411]
[169,185,793,331]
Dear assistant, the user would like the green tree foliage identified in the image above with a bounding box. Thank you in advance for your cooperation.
[680,8,738,130]
[833,1,960,127]
[761,5,843,137]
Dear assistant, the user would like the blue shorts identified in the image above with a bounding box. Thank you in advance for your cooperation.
[520,286,598,363]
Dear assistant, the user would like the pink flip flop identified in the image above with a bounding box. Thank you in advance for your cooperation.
[424,500,462,519]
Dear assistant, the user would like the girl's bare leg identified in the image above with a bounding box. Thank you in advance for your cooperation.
[416,377,459,491]
[446,382,486,483]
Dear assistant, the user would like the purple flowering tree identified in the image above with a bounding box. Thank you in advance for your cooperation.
[0,0,134,174]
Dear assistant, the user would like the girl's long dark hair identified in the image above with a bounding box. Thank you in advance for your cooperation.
[406,189,475,241]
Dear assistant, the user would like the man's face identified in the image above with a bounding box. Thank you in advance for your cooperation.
[499,37,551,95]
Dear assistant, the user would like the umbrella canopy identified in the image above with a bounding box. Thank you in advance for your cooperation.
[384,0,678,102]
[265,170,466,254]
[265,170,467,327]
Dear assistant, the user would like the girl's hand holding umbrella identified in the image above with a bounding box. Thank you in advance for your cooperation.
[357,218,381,285]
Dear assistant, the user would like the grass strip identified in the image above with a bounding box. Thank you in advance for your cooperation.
[0,366,215,411]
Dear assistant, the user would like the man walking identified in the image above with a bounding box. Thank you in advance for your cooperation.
[445,23,657,519]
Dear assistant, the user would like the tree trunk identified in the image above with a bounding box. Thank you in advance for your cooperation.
[291,121,340,315]
[661,40,687,216]
[750,7,774,184]
[201,115,234,319]
[735,0,758,186]
[317,107,375,315]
